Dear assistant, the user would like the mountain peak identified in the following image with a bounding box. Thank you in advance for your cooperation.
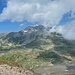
[3,25,46,44]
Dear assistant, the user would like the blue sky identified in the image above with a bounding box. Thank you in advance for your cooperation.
[0,0,75,32]
[0,20,34,32]
[0,0,6,13]
[59,11,75,25]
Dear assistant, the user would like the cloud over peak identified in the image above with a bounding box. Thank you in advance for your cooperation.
[56,20,75,40]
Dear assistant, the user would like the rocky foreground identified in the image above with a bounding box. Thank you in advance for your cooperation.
[0,64,38,75]
[0,64,75,75]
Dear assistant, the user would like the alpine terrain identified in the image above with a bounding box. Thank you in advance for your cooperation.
[0,25,75,75]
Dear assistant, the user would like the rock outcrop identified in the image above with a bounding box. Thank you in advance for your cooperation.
[0,64,36,75]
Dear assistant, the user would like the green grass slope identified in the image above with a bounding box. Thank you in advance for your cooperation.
[0,32,75,69]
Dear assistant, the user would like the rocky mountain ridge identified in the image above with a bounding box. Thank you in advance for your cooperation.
[3,25,46,44]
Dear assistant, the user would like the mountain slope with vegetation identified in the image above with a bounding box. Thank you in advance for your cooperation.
[0,31,75,68]
[0,25,75,75]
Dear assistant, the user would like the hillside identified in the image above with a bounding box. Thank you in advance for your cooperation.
[0,26,75,75]
[0,32,75,66]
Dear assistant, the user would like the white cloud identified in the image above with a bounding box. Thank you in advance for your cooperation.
[0,0,75,26]
[56,21,75,40]
[19,23,24,27]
